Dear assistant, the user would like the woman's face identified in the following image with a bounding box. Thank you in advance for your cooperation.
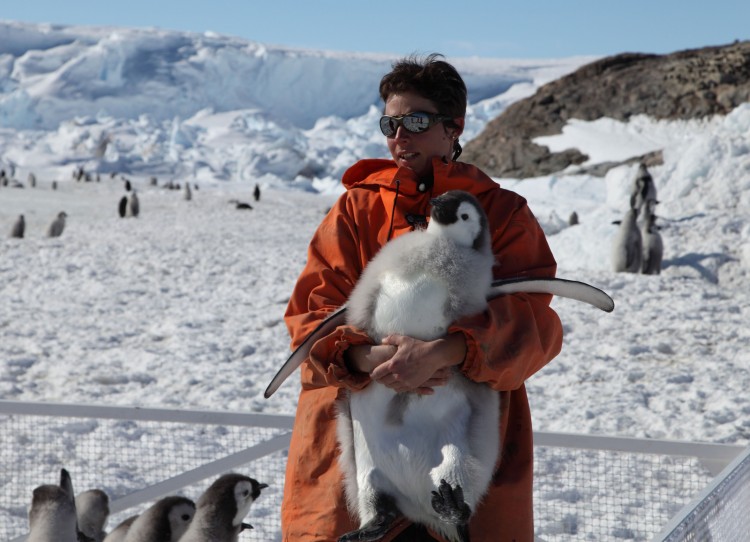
[384,92,463,178]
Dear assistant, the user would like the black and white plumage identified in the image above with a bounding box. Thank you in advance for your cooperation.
[335,190,498,542]
[27,469,80,542]
[47,211,67,238]
[640,211,663,275]
[611,208,643,273]
[76,489,110,542]
[120,496,195,542]
[178,473,268,542]
[11,214,25,238]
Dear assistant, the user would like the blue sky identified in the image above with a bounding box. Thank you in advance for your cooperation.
[3,0,749,59]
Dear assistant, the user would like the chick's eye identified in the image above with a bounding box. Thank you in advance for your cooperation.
[242,490,250,497]
[181,514,191,521]
[461,213,469,221]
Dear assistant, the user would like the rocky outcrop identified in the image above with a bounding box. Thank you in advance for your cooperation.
[462,40,750,178]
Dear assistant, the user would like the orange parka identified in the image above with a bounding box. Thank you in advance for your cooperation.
[282,157,564,542]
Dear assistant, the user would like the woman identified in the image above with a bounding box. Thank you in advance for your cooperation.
[282,53,563,542]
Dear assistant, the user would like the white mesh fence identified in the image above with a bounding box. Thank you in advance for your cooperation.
[0,400,745,542]
[655,445,750,542]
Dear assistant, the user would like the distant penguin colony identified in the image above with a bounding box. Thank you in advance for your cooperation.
[179,473,268,542]
[47,211,68,238]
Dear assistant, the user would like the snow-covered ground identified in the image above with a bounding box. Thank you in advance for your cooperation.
[2,19,750,542]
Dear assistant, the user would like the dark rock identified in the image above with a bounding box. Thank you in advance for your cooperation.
[463,41,750,178]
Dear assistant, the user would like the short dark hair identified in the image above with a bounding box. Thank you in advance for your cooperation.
[379,53,467,120]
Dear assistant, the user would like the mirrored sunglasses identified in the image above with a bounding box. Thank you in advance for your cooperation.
[379,112,452,137]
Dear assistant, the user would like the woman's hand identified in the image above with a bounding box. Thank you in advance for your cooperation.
[369,332,467,395]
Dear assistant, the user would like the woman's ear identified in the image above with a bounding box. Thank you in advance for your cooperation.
[448,117,465,139]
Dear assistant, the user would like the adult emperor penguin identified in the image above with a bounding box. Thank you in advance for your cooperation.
[611,208,642,273]
[178,473,268,542]
[27,468,80,542]
[76,488,110,542]
[47,211,67,238]
[120,495,195,542]
[640,210,663,275]
[337,190,499,542]
[10,214,25,238]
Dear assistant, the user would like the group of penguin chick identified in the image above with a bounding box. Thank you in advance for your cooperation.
[27,468,268,542]
[611,163,663,275]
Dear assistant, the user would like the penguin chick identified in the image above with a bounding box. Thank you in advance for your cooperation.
[179,473,268,542]
[102,516,137,542]
[128,191,140,218]
[47,211,67,238]
[338,190,499,542]
[28,468,79,542]
[121,496,195,542]
[11,214,25,238]
[76,489,110,542]
[118,196,128,218]
[640,211,663,275]
[611,208,642,273]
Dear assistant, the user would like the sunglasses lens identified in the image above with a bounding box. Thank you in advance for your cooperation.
[379,116,397,137]
[402,113,431,133]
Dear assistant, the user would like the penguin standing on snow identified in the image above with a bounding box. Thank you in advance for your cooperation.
[640,209,663,275]
[47,211,68,238]
[27,469,82,542]
[178,473,268,542]
[76,489,110,542]
[128,191,140,218]
[337,190,499,542]
[118,196,128,218]
[11,214,25,238]
[611,208,642,273]
[119,495,195,542]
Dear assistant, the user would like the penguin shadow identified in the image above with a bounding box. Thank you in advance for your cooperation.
[662,252,737,283]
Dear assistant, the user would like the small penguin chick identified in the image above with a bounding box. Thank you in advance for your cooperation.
[122,496,195,542]
[179,473,268,542]
[28,468,78,542]
[76,489,110,542]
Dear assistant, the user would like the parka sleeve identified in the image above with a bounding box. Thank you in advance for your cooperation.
[283,194,375,391]
[448,197,564,391]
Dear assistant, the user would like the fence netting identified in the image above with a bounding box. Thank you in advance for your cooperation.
[658,447,750,542]
[0,407,738,542]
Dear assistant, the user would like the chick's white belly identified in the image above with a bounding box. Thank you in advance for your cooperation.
[372,272,450,341]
